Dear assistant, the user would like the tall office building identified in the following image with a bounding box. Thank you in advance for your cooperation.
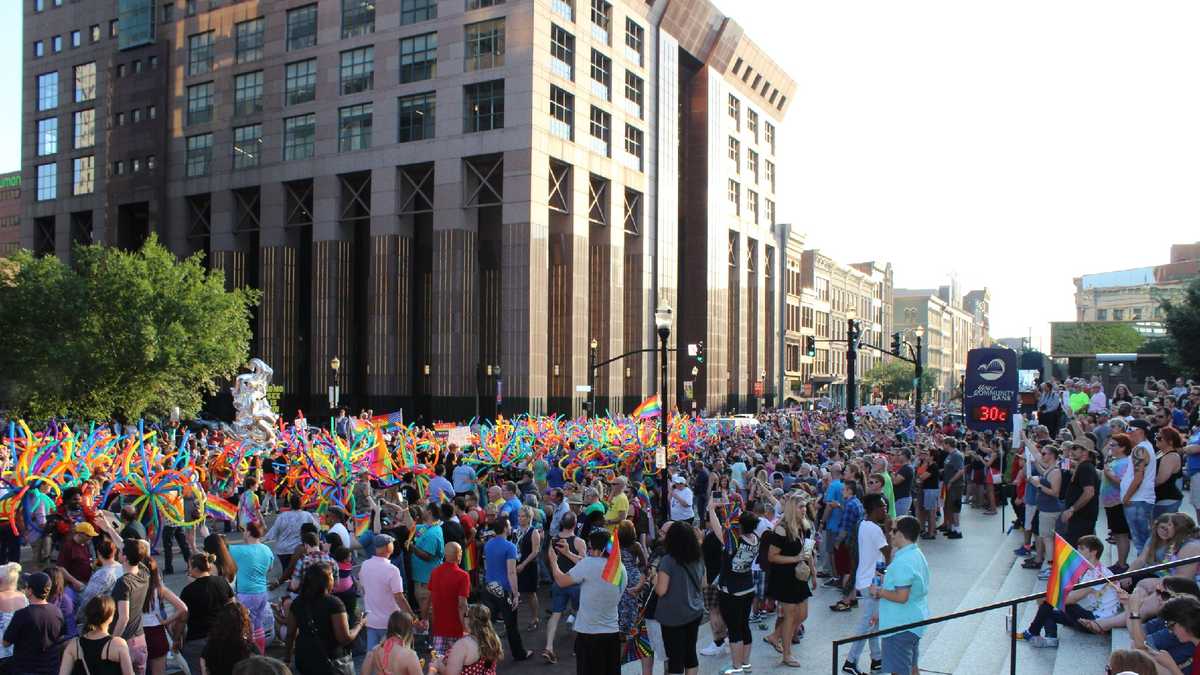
[22,0,792,419]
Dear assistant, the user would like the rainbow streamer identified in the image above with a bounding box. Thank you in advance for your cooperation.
[1046,534,1089,608]
[601,532,626,587]
[205,494,238,522]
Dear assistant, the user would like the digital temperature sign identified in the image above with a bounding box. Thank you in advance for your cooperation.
[964,348,1018,432]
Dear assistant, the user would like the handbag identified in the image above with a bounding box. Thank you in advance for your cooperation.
[794,555,813,582]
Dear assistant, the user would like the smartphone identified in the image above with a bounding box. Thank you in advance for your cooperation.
[802,538,815,555]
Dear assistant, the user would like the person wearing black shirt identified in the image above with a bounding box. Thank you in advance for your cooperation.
[439,502,466,553]
[891,449,914,517]
[111,538,150,675]
[178,553,235,675]
[1062,442,1100,546]
[2,572,63,675]
[697,523,729,656]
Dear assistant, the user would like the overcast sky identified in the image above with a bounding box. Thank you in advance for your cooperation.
[4,2,1197,351]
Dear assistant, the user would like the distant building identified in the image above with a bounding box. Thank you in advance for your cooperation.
[1073,243,1199,322]
[893,284,990,403]
[0,173,19,257]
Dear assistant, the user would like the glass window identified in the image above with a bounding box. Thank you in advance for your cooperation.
[186,82,214,125]
[465,19,505,71]
[589,50,611,100]
[37,72,58,111]
[287,4,318,51]
[285,59,318,105]
[590,0,610,43]
[765,198,775,224]
[162,3,174,22]
[132,108,142,122]
[90,25,100,42]
[765,160,775,192]
[33,41,44,59]
[233,124,262,169]
[728,137,739,172]
[397,92,435,142]
[588,106,610,156]
[1096,309,1108,321]
[116,112,125,126]
[113,161,123,176]
[728,94,740,129]
[134,60,143,74]
[549,24,574,80]
[149,55,158,68]
[624,124,643,170]
[624,18,644,65]
[284,114,316,160]
[149,105,157,120]
[727,179,739,213]
[623,71,643,117]
[765,121,775,154]
[1112,308,1125,321]
[236,18,265,64]
[110,20,118,38]
[73,109,95,149]
[341,0,375,38]
[552,0,573,21]
[464,79,504,133]
[147,155,156,170]
[118,64,127,78]
[466,0,504,8]
[748,149,758,183]
[747,189,758,224]
[185,134,213,177]
[401,0,437,25]
[131,158,141,173]
[36,118,57,156]
[36,163,57,201]
[747,109,758,143]
[34,0,44,12]
[52,36,62,53]
[72,156,94,195]
[399,33,437,83]
[234,71,264,116]
[340,47,375,95]
[188,31,214,76]
[338,103,373,152]
[71,31,81,48]
[549,85,573,140]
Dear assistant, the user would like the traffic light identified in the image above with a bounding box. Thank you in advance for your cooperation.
[696,340,705,364]
[804,335,816,358]
[891,332,902,357]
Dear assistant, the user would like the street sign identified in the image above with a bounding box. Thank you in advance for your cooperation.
[575,384,592,392]
[964,348,1018,432]
[687,343,698,356]
[655,446,667,469]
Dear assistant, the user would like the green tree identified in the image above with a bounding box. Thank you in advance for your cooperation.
[862,360,939,402]
[1160,275,1200,378]
[0,236,260,420]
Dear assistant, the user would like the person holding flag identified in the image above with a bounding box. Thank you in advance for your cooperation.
[547,528,627,675]
[1015,534,1120,647]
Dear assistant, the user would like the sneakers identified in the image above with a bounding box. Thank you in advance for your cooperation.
[947,531,963,539]
[1013,545,1032,557]
[749,612,764,622]
[870,659,882,672]
[1037,568,1051,580]
[700,641,729,656]
[566,614,575,624]
[842,662,865,675]
[720,669,742,675]
[1028,636,1059,648]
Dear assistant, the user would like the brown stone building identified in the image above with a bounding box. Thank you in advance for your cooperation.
[21,0,792,420]
[0,173,20,257]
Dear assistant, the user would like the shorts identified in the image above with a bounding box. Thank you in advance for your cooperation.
[704,582,721,611]
[753,570,766,599]
[1105,504,1129,535]
[144,625,169,660]
[127,633,148,675]
[550,583,581,614]
[946,486,963,514]
[881,630,919,674]
[1037,510,1061,540]
[921,489,940,511]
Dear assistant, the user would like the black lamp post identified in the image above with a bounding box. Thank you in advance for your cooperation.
[914,326,924,424]
[654,304,673,520]
[846,312,858,429]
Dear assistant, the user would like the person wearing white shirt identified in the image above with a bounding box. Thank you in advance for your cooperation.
[1087,384,1108,414]
[842,494,890,674]
[669,475,694,522]
[1121,420,1157,556]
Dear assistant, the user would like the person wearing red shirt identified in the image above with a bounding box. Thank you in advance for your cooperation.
[426,541,470,656]
[58,522,97,584]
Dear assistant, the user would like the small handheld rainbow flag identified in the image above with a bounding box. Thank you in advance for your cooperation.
[631,395,661,420]
[601,532,627,587]
[1046,534,1089,608]
[463,539,479,572]
[205,494,238,522]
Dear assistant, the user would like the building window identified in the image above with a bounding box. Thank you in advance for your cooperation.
[116,112,125,126]
[233,124,262,169]
[550,25,574,80]
[188,31,214,76]
[186,82,214,125]
[765,198,775,224]
[284,114,316,160]
[589,49,611,100]
[147,155,156,170]
[728,94,740,129]
[34,0,44,12]
[36,163,57,201]
[747,108,759,143]
[765,121,775,154]
[399,33,437,83]
[548,85,574,140]
[149,55,158,68]
[464,79,504,132]
[37,118,57,156]
[149,105,157,119]
[588,106,611,156]
[1112,308,1124,321]
[34,41,45,59]
[338,103,373,152]
[1095,309,1108,321]
[287,4,318,51]
[73,109,95,149]
[52,35,62,53]
[71,30,81,48]
[727,179,739,214]
[37,72,58,111]
[590,0,611,44]
[110,20,118,38]
[465,19,505,71]
[134,60,143,74]
[728,137,740,172]
[185,134,212,177]
[90,25,100,42]
[397,92,435,142]
[113,160,124,176]
[339,46,375,94]
[747,189,758,224]
[623,124,643,170]
[285,59,317,106]
[765,160,775,192]
[341,0,375,38]
[1132,307,1144,320]
[466,0,504,9]
[234,71,264,116]
[623,72,644,118]
[624,18,644,65]
[552,0,574,21]
[401,0,437,25]
[72,156,94,195]
[118,64,127,78]
[131,158,141,173]
[747,149,759,184]
[162,3,174,22]
[235,18,265,64]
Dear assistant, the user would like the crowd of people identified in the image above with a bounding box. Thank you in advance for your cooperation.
[0,374,1195,675]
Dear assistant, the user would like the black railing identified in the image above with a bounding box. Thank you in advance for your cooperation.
[830,552,1200,675]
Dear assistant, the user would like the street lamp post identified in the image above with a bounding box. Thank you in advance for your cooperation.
[654,304,673,521]
[588,338,598,418]
[914,325,925,424]
[846,310,858,429]
[691,366,699,412]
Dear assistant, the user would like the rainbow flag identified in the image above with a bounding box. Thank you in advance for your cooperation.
[601,532,627,587]
[631,395,661,419]
[463,539,479,572]
[205,494,237,522]
[369,411,404,428]
[354,512,372,538]
[1046,534,1090,608]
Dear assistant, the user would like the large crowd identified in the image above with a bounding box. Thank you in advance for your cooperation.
[0,375,1196,675]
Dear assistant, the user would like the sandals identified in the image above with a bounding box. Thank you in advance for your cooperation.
[830,600,855,612]
[541,649,558,664]
[762,636,783,654]
[781,657,802,668]
[1077,618,1103,634]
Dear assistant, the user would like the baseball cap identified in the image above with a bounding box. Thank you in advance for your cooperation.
[373,533,396,549]
[74,522,98,538]
[1127,419,1152,433]
[671,475,687,485]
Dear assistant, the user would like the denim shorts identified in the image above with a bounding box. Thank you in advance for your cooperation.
[882,630,920,673]
[551,583,581,613]
[921,489,940,511]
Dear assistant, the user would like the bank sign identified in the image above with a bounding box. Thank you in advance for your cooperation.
[964,348,1018,432]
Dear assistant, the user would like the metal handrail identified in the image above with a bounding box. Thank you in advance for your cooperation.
[830,552,1200,675]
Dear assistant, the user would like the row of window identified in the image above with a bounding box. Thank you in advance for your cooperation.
[31,21,117,59]
[547,85,644,168]
[550,0,645,65]
[548,23,645,118]
[36,63,96,114]
[730,57,788,113]
[728,136,776,192]
[728,94,777,155]
[34,157,94,201]
[182,82,498,177]
[36,110,95,156]
[1094,307,1163,321]
[726,179,775,225]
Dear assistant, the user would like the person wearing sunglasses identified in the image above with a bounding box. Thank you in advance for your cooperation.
[1127,595,1200,675]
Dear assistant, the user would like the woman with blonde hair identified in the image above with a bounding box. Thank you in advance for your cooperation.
[58,596,134,675]
[429,604,503,675]
[513,506,542,630]
[0,562,27,659]
[763,494,813,667]
[362,610,422,675]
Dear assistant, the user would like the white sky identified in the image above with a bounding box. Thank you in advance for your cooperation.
[3,2,1197,351]
[716,0,1200,351]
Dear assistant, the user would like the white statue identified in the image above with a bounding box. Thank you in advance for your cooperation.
[232,358,278,447]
